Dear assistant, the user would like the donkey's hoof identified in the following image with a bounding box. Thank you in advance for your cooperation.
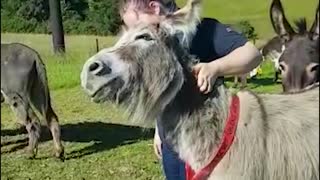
[27,153,36,159]
[26,147,38,159]
[28,156,35,160]
[59,156,65,162]
[56,154,65,162]
[54,149,65,161]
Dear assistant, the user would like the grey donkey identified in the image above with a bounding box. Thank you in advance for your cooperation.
[1,43,64,159]
[81,0,319,179]
[269,0,319,93]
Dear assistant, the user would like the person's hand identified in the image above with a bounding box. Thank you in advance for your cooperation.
[192,62,220,94]
[153,128,162,159]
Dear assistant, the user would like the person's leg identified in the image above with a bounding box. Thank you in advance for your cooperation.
[161,142,186,180]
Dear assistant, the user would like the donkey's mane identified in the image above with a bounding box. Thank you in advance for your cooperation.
[159,33,228,117]
[293,18,308,34]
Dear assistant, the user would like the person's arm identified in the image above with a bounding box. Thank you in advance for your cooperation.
[192,20,262,93]
[209,41,262,76]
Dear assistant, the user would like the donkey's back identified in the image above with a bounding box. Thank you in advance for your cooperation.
[264,87,318,180]
[1,43,64,159]
[234,86,319,180]
[1,43,41,93]
[1,43,48,112]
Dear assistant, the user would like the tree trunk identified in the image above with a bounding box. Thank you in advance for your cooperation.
[49,0,65,54]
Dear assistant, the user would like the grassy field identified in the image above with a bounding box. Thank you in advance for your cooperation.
[0,34,280,180]
[0,0,317,179]
[177,0,318,39]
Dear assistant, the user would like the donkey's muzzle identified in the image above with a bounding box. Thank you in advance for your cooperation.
[81,59,114,97]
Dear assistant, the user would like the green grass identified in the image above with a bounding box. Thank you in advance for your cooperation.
[0,0,315,177]
[1,32,281,180]
[177,0,318,40]
[2,120,161,180]
[1,33,165,180]
[2,33,117,90]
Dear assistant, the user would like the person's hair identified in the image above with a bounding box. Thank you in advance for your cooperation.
[119,0,178,16]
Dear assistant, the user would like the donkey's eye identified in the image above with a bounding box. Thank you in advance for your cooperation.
[135,33,153,41]
[279,64,286,72]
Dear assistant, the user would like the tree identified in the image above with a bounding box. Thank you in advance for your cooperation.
[49,0,65,54]
[1,0,121,36]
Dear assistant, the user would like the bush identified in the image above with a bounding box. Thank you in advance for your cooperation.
[86,0,121,35]
[230,20,259,44]
[1,0,121,36]
[16,0,49,22]
[1,15,48,33]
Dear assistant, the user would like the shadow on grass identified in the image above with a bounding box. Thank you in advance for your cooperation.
[1,122,154,160]
[1,141,28,154]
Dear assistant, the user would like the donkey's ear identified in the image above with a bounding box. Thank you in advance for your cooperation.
[270,0,295,41]
[309,4,319,40]
[167,0,202,24]
[161,0,202,45]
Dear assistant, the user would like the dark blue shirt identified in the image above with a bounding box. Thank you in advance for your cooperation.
[190,18,247,62]
[158,18,248,142]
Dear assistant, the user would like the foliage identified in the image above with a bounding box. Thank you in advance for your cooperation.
[1,32,282,180]
[231,20,259,44]
[237,20,259,43]
[1,0,121,35]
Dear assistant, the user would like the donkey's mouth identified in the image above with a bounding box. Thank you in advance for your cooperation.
[90,78,124,103]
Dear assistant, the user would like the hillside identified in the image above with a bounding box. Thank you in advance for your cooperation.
[177,0,318,39]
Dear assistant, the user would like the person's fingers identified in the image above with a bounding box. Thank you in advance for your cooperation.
[204,80,211,94]
[197,74,204,87]
[153,130,162,159]
[199,78,208,92]
[205,76,217,94]
[153,141,162,159]
[157,143,162,158]
[192,64,204,81]
[192,64,201,75]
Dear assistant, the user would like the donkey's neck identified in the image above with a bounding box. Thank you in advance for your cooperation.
[159,79,232,170]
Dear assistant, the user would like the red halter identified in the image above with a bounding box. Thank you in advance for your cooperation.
[185,95,240,180]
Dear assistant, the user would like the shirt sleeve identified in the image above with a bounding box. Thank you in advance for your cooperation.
[211,20,248,58]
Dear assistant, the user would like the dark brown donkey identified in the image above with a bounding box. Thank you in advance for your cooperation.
[270,0,319,93]
[1,43,64,159]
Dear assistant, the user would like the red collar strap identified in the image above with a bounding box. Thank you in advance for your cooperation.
[185,95,240,180]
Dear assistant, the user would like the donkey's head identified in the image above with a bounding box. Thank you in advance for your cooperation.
[270,0,319,93]
[81,0,202,123]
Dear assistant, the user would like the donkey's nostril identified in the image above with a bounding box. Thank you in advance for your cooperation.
[89,62,100,72]
[88,61,112,76]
